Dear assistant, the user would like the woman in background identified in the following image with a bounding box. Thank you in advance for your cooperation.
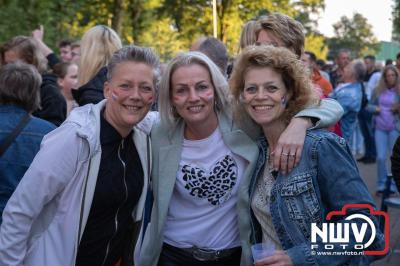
[367,65,400,194]
[53,62,79,116]
[0,62,55,225]
[73,25,122,106]
[1,36,66,126]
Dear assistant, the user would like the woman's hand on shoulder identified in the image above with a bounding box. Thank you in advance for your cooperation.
[273,117,310,174]
[254,250,293,266]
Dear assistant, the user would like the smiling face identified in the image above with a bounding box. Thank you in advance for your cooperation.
[60,45,72,62]
[242,66,288,128]
[385,69,398,88]
[171,63,218,133]
[104,61,155,137]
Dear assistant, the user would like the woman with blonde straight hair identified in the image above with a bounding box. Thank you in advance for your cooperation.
[73,25,122,106]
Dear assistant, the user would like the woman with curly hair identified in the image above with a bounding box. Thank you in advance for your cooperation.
[230,45,385,266]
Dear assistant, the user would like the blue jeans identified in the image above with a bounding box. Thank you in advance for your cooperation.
[375,128,399,191]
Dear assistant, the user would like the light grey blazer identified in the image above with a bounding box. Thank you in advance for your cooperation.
[139,111,259,266]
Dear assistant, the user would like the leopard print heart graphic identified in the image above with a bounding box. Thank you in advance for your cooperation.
[181,155,238,205]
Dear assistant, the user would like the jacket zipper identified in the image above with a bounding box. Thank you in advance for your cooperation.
[101,139,129,266]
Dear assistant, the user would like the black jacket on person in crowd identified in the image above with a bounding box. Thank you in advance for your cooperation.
[72,67,107,106]
[32,73,66,127]
[391,136,400,191]
[46,53,60,70]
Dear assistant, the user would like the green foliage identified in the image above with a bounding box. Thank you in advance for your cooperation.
[305,33,328,60]
[0,0,327,61]
[392,0,400,42]
[327,13,380,59]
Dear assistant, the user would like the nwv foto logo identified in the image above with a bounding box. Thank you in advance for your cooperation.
[310,204,389,255]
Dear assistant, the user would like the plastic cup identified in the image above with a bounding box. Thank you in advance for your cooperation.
[251,241,275,262]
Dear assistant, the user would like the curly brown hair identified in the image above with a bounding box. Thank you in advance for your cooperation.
[230,45,319,129]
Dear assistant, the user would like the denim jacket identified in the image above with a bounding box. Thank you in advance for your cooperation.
[249,129,385,266]
[329,82,362,141]
[0,105,55,224]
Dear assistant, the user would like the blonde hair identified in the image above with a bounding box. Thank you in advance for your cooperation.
[255,13,305,58]
[238,20,257,52]
[374,65,400,97]
[159,51,231,129]
[230,45,319,131]
[78,25,122,86]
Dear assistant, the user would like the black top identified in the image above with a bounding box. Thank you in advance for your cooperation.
[46,53,60,70]
[32,73,66,127]
[76,111,144,266]
[72,67,107,106]
[391,136,400,191]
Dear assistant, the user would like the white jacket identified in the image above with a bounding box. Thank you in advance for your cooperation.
[0,100,152,266]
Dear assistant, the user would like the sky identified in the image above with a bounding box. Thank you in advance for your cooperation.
[317,0,394,41]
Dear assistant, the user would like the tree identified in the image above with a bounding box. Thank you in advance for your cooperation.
[327,13,380,59]
[392,0,400,42]
[305,33,328,60]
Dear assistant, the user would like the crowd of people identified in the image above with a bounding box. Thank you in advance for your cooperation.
[0,11,395,266]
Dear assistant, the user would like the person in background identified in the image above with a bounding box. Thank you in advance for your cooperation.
[58,39,72,63]
[195,37,229,77]
[1,36,66,126]
[386,59,393,66]
[330,49,351,88]
[73,25,122,106]
[0,62,55,224]
[255,13,303,59]
[329,60,366,142]
[301,51,332,98]
[190,36,207,52]
[31,26,73,70]
[357,55,381,164]
[238,20,257,53]
[230,44,384,266]
[315,58,331,83]
[396,52,400,73]
[53,62,79,116]
[367,65,400,194]
[391,136,400,191]
[70,41,81,64]
[0,45,158,266]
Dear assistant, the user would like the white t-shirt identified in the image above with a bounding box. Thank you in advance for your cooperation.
[163,128,247,249]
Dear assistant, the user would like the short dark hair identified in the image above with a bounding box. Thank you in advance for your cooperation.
[305,51,316,62]
[0,62,41,112]
[397,52,400,60]
[53,62,74,79]
[337,49,351,58]
[198,37,229,76]
[107,45,161,88]
[58,39,72,49]
[364,55,376,61]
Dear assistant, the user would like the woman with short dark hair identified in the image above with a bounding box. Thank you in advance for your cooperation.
[0,45,159,266]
